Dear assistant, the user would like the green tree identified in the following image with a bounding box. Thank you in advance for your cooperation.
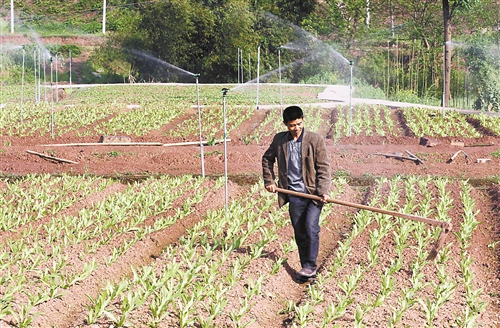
[442,0,479,106]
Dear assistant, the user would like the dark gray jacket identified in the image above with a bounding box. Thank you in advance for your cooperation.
[262,129,331,208]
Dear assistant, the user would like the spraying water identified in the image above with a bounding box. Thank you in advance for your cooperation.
[231,53,321,92]
[30,30,52,59]
[128,49,195,78]
[264,12,350,65]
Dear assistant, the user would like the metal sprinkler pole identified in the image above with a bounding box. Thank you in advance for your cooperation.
[237,47,240,84]
[33,48,37,103]
[69,50,72,94]
[55,53,59,102]
[195,74,205,177]
[240,48,244,85]
[248,52,252,98]
[349,60,353,136]
[222,88,229,214]
[43,54,47,102]
[278,46,283,116]
[442,42,446,118]
[20,45,25,122]
[50,57,54,138]
[256,44,261,110]
[38,48,41,103]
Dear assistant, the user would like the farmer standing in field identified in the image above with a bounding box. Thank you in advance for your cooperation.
[262,105,331,281]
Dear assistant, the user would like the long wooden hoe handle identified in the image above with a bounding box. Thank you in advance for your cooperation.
[275,187,452,261]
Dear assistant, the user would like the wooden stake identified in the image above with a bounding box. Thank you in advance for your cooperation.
[448,150,462,163]
[26,150,78,164]
[405,150,424,164]
[40,142,163,147]
[372,152,419,162]
[39,139,230,147]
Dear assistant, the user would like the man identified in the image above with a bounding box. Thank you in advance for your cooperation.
[262,105,331,281]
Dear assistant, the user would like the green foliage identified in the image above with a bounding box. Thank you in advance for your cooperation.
[491,148,500,159]
[2,0,500,110]
[462,34,500,111]
[56,44,82,57]
[299,71,340,85]
[354,83,386,100]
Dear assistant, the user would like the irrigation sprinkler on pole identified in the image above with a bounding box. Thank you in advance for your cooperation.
[50,57,54,138]
[69,50,72,94]
[43,53,47,102]
[349,60,353,136]
[442,42,446,118]
[222,88,229,214]
[278,46,283,116]
[10,0,14,34]
[256,44,261,110]
[240,48,244,85]
[33,48,37,103]
[55,52,59,102]
[195,74,205,177]
[248,52,252,98]
[38,48,41,103]
[237,47,240,84]
[102,0,107,34]
[20,45,25,122]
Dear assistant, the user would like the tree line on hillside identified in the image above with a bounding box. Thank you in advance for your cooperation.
[3,0,500,111]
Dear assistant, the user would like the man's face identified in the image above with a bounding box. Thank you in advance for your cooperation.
[284,118,303,139]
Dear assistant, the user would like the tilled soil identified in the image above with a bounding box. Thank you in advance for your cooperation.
[0,108,499,327]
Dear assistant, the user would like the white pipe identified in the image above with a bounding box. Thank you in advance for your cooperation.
[278,47,282,116]
[20,48,25,121]
[70,50,72,94]
[196,75,205,177]
[237,47,240,84]
[10,0,14,34]
[102,0,107,34]
[442,42,446,117]
[222,88,229,214]
[349,61,353,136]
[256,44,260,110]
[38,48,41,102]
[34,48,37,103]
[55,53,59,102]
[50,58,54,138]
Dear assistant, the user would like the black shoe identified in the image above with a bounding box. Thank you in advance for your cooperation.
[298,267,317,279]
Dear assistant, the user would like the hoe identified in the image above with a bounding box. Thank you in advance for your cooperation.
[275,188,452,261]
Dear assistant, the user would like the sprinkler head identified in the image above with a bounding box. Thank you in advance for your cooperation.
[193,73,200,78]
[221,88,229,96]
[349,60,353,66]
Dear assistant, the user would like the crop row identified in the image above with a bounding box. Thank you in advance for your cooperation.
[79,178,347,327]
[284,175,487,327]
[0,173,492,327]
[0,174,216,326]
[2,84,500,140]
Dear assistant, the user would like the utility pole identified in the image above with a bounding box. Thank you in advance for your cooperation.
[11,0,14,33]
[102,0,107,34]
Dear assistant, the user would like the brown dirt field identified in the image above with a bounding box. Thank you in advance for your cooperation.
[0,101,500,327]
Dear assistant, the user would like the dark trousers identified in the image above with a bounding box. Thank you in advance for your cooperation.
[288,195,323,270]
